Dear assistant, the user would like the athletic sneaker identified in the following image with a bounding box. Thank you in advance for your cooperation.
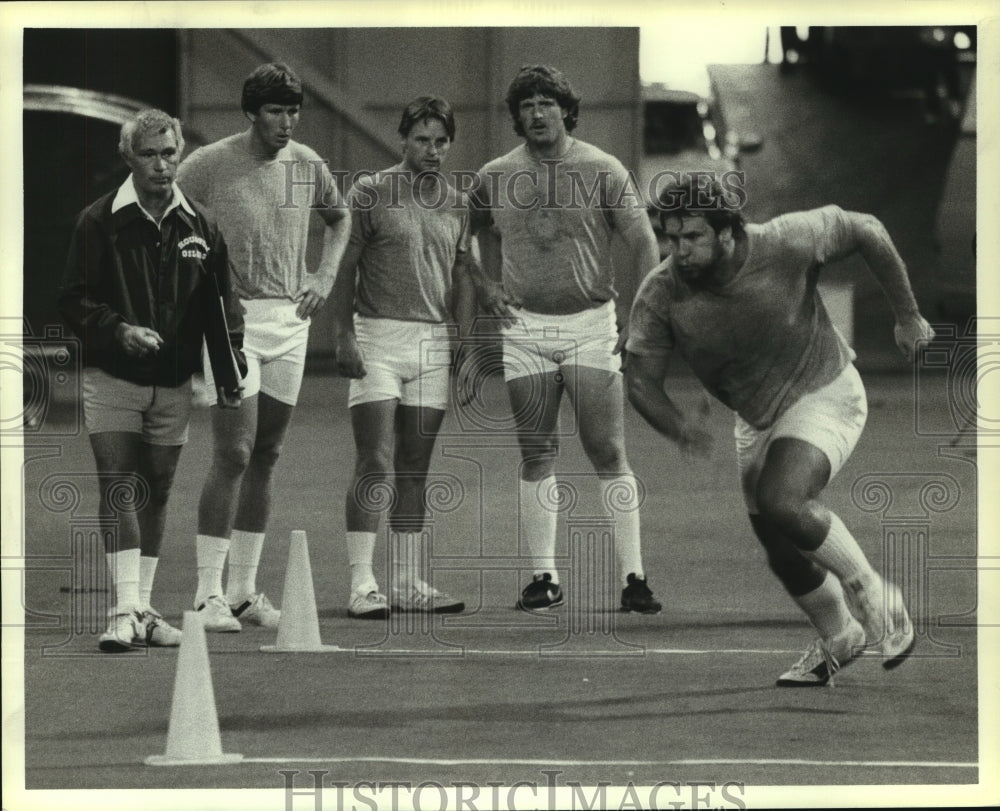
[195,594,242,632]
[98,608,144,653]
[881,612,917,670]
[776,619,866,687]
[231,592,281,628]
[139,608,182,647]
[348,587,390,619]
[391,580,464,614]
[517,573,564,611]
[843,578,916,669]
[620,573,662,614]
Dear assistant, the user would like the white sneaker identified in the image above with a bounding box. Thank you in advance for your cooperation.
[99,608,144,653]
[391,579,464,614]
[140,608,182,647]
[844,577,916,669]
[195,594,242,632]
[230,592,281,628]
[776,619,866,687]
[348,587,389,620]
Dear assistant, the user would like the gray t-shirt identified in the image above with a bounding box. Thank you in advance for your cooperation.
[476,139,647,315]
[178,132,337,301]
[348,167,470,323]
[626,205,857,429]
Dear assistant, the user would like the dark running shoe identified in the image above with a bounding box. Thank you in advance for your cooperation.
[517,573,564,611]
[620,573,662,614]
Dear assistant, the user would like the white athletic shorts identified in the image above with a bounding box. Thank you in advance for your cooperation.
[735,363,868,514]
[348,316,451,410]
[501,301,621,382]
[82,367,192,445]
[202,298,309,407]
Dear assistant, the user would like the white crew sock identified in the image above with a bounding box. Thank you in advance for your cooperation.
[602,474,644,587]
[225,529,266,604]
[802,512,887,639]
[346,531,377,592]
[138,555,159,612]
[802,512,880,590]
[520,476,559,583]
[792,571,856,640]
[106,548,141,612]
[195,533,230,607]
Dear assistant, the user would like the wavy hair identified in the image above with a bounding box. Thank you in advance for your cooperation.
[505,64,581,136]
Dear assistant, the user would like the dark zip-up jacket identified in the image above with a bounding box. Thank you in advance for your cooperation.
[58,184,244,387]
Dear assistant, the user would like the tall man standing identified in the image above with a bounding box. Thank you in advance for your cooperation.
[626,176,933,685]
[178,63,351,631]
[59,109,244,651]
[332,96,476,618]
[472,65,662,613]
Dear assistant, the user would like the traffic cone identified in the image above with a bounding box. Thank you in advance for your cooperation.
[261,530,339,653]
[146,611,243,765]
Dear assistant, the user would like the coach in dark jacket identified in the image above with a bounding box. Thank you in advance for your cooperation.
[58,108,245,653]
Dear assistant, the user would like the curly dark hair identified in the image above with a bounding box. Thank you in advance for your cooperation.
[654,174,746,238]
[505,64,580,136]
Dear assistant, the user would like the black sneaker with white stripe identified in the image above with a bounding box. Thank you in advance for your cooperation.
[517,573,564,611]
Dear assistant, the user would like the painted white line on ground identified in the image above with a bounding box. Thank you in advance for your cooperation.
[310,648,804,656]
[240,756,977,768]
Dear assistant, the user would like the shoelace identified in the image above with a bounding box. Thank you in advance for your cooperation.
[790,639,840,686]
[791,640,822,671]
[821,642,842,688]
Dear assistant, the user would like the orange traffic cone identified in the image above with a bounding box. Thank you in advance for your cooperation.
[261,530,339,653]
[146,611,243,765]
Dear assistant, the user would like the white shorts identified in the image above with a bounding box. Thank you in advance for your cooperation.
[348,316,451,410]
[202,298,309,407]
[501,301,621,382]
[82,368,192,445]
[735,363,868,514]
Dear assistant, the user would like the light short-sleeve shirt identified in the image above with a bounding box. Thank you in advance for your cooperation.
[347,167,470,323]
[626,205,857,429]
[476,139,648,315]
[178,133,338,301]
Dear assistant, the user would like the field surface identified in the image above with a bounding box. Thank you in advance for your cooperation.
[8,369,992,809]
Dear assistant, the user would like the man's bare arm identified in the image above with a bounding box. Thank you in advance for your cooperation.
[843,212,936,360]
[296,203,352,320]
[625,351,712,458]
[329,238,366,379]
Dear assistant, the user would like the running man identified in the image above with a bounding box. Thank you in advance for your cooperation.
[177,63,351,631]
[332,96,476,618]
[625,175,933,685]
[471,65,662,613]
[58,109,244,651]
